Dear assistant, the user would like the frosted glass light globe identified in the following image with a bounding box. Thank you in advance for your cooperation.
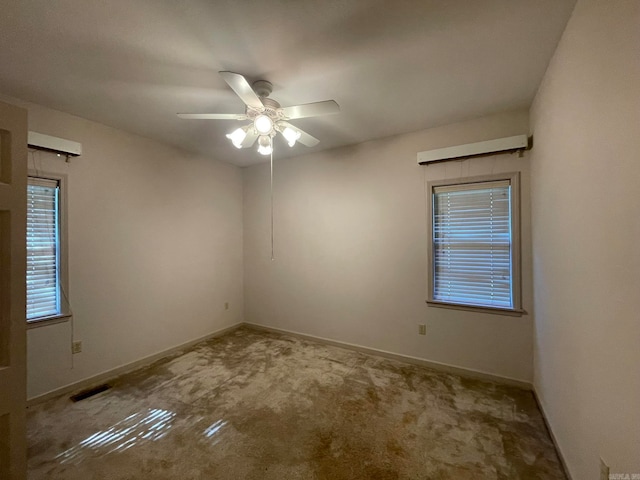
[254,115,273,135]
[225,127,246,148]
[282,127,301,147]
[257,135,272,156]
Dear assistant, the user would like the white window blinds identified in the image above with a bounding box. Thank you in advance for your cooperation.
[432,180,513,309]
[27,177,60,320]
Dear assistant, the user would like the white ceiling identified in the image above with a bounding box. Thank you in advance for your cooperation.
[0,0,575,167]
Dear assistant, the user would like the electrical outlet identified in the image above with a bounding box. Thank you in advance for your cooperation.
[72,341,82,354]
[224,302,229,310]
[600,458,609,480]
[418,324,427,335]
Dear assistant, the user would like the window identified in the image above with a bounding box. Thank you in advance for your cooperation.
[27,175,68,322]
[427,173,521,314]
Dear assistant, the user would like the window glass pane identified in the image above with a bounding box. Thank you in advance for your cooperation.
[432,183,513,309]
[27,178,60,320]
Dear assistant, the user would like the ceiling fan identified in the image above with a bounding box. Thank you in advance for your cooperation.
[178,71,340,156]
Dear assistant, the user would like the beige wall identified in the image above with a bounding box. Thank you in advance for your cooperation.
[7,98,244,399]
[529,0,640,478]
[244,109,534,383]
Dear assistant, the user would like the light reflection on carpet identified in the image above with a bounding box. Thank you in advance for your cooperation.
[56,408,176,465]
[202,419,227,446]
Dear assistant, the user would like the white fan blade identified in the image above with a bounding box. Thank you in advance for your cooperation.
[241,130,258,148]
[177,113,246,120]
[219,71,264,110]
[282,100,340,120]
[280,121,319,147]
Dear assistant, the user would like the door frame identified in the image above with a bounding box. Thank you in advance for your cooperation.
[0,100,28,479]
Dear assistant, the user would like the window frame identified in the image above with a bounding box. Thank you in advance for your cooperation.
[426,172,523,316]
[26,171,71,327]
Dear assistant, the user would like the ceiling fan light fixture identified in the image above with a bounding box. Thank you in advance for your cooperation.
[257,135,272,156]
[254,115,273,135]
[282,126,301,147]
[226,127,247,149]
[179,72,339,154]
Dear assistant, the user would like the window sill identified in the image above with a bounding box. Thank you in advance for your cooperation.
[426,300,526,317]
[27,313,72,329]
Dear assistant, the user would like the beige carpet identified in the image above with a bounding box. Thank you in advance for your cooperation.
[27,327,566,479]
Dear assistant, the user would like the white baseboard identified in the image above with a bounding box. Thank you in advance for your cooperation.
[243,322,533,390]
[26,322,243,407]
[532,390,573,480]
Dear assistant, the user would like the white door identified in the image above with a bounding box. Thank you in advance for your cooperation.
[0,100,28,479]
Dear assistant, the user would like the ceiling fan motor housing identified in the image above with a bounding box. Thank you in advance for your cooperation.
[252,80,273,98]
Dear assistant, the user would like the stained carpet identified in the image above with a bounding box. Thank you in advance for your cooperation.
[27,326,566,479]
